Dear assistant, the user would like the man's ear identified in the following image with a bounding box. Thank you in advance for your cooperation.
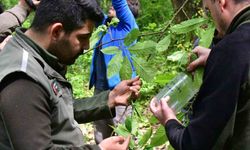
[50,23,64,42]
[218,0,226,12]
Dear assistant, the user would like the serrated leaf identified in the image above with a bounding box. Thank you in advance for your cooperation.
[150,126,167,147]
[156,35,171,52]
[120,56,133,80]
[101,46,120,55]
[138,127,153,147]
[124,28,140,46]
[132,57,156,82]
[107,52,124,78]
[170,18,207,34]
[129,40,157,56]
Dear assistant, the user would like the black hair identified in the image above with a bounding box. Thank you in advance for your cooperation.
[31,0,104,33]
[127,0,140,18]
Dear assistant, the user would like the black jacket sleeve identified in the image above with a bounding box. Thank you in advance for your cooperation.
[165,39,248,150]
[0,73,100,150]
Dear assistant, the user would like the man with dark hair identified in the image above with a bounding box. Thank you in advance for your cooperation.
[151,0,250,149]
[89,0,140,144]
[0,0,141,149]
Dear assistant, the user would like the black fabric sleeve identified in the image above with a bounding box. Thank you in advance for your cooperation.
[0,73,100,150]
[165,38,247,150]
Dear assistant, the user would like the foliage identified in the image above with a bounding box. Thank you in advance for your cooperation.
[3,0,214,149]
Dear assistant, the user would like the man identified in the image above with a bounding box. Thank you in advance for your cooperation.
[151,0,250,149]
[0,0,40,50]
[89,0,140,144]
[0,0,141,149]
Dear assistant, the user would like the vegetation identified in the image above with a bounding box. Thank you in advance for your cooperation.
[1,0,214,149]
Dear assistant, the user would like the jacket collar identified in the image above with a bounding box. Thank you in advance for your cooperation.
[15,28,68,80]
[226,5,250,34]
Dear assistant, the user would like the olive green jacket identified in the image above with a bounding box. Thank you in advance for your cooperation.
[0,28,115,149]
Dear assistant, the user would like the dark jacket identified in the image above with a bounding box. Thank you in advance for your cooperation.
[165,6,250,150]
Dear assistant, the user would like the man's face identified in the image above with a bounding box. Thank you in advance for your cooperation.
[108,6,116,18]
[54,20,94,65]
[203,0,227,35]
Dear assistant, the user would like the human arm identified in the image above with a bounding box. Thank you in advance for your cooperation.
[0,73,100,150]
[74,76,141,123]
[112,0,137,27]
[151,44,246,149]
[0,0,40,42]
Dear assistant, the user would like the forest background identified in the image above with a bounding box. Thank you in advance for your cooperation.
[0,0,214,149]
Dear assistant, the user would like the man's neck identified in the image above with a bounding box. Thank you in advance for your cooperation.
[25,29,49,51]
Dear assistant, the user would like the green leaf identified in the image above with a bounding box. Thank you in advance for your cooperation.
[132,56,156,82]
[199,24,215,48]
[138,127,153,147]
[167,51,186,62]
[125,117,132,132]
[114,124,130,137]
[156,35,171,52]
[124,28,140,46]
[101,46,120,55]
[107,52,124,78]
[150,126,167,147]
[148,116,159,125]
[89,25,107,50]
[120,56,133,80]
[113,124,135,149]
[128,40,157,56]
[108,17,120,27]
[170,18,207,34]
[155,73,176,86]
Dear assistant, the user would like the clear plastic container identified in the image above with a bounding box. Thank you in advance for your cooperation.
[155,68,203,112]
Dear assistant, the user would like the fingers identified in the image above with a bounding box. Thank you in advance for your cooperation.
[160,96,170,111]
[150,97,158,113]
[113,136,130,150]
[123,136,130,149]
[112,136,126,143]
[187,58,202,72]
[125,76,140,85]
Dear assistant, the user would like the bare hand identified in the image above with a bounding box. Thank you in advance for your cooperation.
[0,35,12,50]
[19,0,40,12]
[108,76,141,108]
[99,136,130,150]
[150,96,177,125]
[187,46,211,72]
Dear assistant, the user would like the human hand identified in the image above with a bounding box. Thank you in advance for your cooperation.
[150,96,177,125]
[108,76,141,108]
[19,0,40,12]
[0,35,12,50]
[187,46,211,72]
[99,136,130,150]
